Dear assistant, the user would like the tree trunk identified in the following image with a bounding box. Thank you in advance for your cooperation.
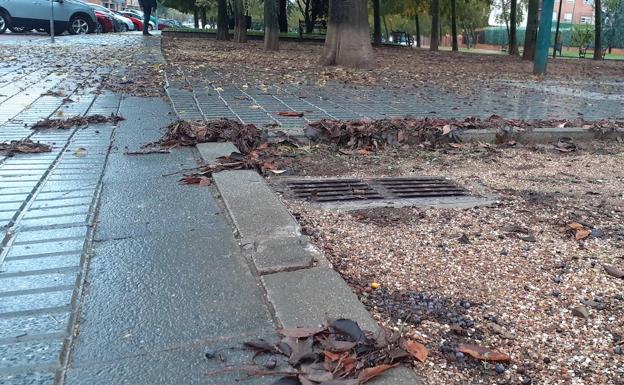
[201,7,207,28]
[233,0,247,43]
[265,0,280,50]
[509,0,518,54]
[278,0,288,32]
[382,14,389,41]
[217,0,229,40]
[193,6,199,29]
[593,0,602,59]
[321,0,375,68]
[415,13,420,47]
[372,0,382,46]
[522,0,539,60]
[430,0,439,50]
[451,0,458,51]
[305,16,314,33]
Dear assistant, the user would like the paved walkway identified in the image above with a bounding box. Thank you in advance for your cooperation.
[166,66,624,136]
[0,34,276,385]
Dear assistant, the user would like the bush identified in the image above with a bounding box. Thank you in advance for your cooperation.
[571,24,594,47]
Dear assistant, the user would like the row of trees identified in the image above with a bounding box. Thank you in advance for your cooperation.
[164,0,621,68]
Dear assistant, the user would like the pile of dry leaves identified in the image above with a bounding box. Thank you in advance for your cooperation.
[304,116,624,149]
[215,319,428,384]
[0,139,51,155]
[143,119,301,185]
[32,114,125,130]
[215,318,511,384]
[147,119,266,153]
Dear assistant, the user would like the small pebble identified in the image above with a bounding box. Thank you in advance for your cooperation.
[204,348,216,359]
[495,363,505,374]
[614,345,623,355]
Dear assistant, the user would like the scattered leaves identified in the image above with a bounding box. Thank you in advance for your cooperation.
[32,114,125,130]
[0,139,51,155]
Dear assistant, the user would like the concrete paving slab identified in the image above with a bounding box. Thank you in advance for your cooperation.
[262,266,378,332]
[65,335,277,385]
[253,236,318,274]
[94,177,227,241]
[196,142,239,164]
[213,170,300,240]
[70,232,275,363]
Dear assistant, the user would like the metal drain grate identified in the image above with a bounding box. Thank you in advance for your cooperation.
[285,179,384,202]
[374,177,468,198]
[285,177,468,203]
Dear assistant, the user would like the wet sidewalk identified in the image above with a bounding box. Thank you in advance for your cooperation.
[63,96,277,385]
[0,35,277,385]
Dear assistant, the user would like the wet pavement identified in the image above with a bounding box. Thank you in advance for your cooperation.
[166,62,624,136]
[0,34,276,384]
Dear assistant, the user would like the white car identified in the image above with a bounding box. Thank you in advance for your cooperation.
[0,0,96,34]
[87,3,134,32]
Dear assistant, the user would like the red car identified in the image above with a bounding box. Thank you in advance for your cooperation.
[95,12,114,33]
[116,12,143,31]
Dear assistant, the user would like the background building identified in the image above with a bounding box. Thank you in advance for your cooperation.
[553,0,595,24]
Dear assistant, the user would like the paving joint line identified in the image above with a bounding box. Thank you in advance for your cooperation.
[0,285,75,298]
[0,331,67,346]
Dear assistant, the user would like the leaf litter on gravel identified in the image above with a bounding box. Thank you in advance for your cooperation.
[304,116,624,150]
[149,116,624,186]
[32,114,125,130]
[0,139,51,155]
[206,318,432,384]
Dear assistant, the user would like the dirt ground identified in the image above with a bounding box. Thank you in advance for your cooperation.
[162,37,624,94]
[276,142,624,385]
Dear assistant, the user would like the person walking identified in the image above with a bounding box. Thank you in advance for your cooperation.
[139,0,157,36]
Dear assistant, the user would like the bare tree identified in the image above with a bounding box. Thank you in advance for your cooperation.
[233,0,247,43]
[594,0,602,59]
[430,0,440,50]
[321,0,375,68]
[217,0,229,40]
[265,0,280,50]
[522,0,539,60]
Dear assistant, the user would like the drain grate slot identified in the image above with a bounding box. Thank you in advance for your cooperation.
[284,176,469,203]
[286,180,384,202]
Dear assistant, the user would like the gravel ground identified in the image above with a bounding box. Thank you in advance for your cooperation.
[279,142,624,385]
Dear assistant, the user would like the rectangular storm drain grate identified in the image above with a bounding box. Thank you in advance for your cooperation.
[285,177,469,203]
[286,179,384,202]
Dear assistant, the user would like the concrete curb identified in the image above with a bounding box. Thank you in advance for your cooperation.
[198,142,423,385]
[459,127,624,144]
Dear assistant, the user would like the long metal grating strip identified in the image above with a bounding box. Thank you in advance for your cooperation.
[285,177,469,202]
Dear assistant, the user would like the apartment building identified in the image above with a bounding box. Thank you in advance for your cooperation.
[553,0,595,24]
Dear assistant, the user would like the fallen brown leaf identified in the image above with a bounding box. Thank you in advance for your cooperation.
[458,344,511,362]
[356,364,397,384]
[404,340,428,363]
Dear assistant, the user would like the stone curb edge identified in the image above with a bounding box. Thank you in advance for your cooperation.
[197,142,423,385]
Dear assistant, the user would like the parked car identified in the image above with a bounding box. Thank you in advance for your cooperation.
[94,11,113,33]
[159,19,183,30]
[0,0,96,35]
[115,11,142,31]
[87,3,133,32]
[121,9,155,31]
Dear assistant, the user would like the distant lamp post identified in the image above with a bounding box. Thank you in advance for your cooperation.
[49,0,55,42]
